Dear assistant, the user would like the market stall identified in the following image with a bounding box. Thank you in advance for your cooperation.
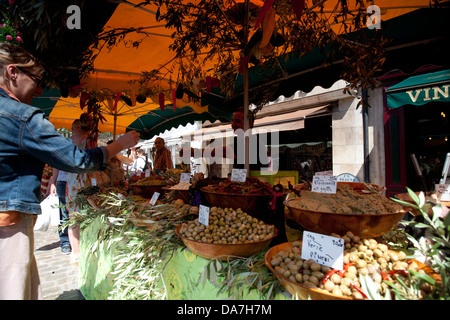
[73,176,290,300]
[68,169,448,300]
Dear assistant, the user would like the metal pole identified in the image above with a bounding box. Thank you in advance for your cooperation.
[362,88,370,183]
[243,0,250,175]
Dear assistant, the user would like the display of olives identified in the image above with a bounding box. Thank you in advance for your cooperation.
[270,231,432,300]
[178,207,276,244]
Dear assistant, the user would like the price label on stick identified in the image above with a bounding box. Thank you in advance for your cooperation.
[198,205,210,226]
[311,175,337,194]
[91,178,97,186]
[149,192,160,206]
[180,172,190,183]
[436,183,450,201]
[231,168,247,182]
[145,169,150,177]
[301,231,344,270]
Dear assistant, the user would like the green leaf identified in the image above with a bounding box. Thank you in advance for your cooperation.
[409,269,437,286]
[407,187,421,205]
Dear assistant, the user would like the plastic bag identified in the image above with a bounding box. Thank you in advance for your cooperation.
[35,194,59,231]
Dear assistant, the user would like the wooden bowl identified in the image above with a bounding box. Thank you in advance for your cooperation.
[162,187,191,202]
[175,224,278,261]
[284,182,406,238]
[265,242,352,300]
[266,242,441,300]
[284,198,406,238]
[130,183,167,198]
[201,188,272,217]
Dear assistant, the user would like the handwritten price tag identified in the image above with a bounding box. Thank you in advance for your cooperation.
[311,175,337,194]
[145,169,151,177]
[436,184,450,201]
[91,178,97,186]
[149,192,160,206]
[198,205,210,226]
[231,169,247,182]
[301,231,344,270]
[180,172,191,183]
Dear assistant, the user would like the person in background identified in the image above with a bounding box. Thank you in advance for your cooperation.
[0,42,140,300]
[153,137,173,172]
[48,165,71,255]
[105,140,126,186]
[65,117,93,265]
[131,148,149,176]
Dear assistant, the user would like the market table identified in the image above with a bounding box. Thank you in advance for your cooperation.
[78,214,289,300]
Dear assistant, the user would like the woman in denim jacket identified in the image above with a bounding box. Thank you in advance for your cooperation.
[0,43,140,299]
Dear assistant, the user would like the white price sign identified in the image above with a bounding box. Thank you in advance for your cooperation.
[301,231,344,270]
[145,169,151,177]
[198,205,210,226]
[180,172,191,183]
[149,192,160,206]
[91,178,97,186]
[231,169,247,182]
[311,175,337,194]
[436,184,450,201]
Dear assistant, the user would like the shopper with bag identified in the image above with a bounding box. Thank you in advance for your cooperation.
[0,42,140,300]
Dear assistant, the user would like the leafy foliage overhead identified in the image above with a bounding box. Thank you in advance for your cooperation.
[2,0,447,110]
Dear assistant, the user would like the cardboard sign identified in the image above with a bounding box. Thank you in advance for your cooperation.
[231,169,247,182]
[311,175,337,193]
[149,192,160,205]
[301,231,344,270]
[198,205,210,226]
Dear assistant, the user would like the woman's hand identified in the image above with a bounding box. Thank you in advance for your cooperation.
[105,131,140,161]
[116,131,140,149]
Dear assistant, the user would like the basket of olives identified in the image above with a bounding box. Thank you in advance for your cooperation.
[265,232,440,300]
[130,178,167,198]
[175,207,278,260]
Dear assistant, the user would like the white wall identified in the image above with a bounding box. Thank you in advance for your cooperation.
[331,87,385,186]
[332,96,365,180]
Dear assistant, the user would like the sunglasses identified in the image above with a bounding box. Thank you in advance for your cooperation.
[17,67,43,87]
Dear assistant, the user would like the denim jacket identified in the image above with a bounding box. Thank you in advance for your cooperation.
[0,88,108,214]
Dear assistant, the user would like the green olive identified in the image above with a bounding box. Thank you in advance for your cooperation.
[311,271,324,280]
[303,281,318,289]
[310,262,322,272]
[308,276,320,287]
[283,270,291,278]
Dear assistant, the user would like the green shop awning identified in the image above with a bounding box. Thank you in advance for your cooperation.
[386,69,450,109]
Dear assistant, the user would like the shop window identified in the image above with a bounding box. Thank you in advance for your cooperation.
[277,115,332,180]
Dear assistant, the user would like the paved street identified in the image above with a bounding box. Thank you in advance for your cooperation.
[34,226,84,300]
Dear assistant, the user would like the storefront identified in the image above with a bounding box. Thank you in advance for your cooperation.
[384,68,450,196]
